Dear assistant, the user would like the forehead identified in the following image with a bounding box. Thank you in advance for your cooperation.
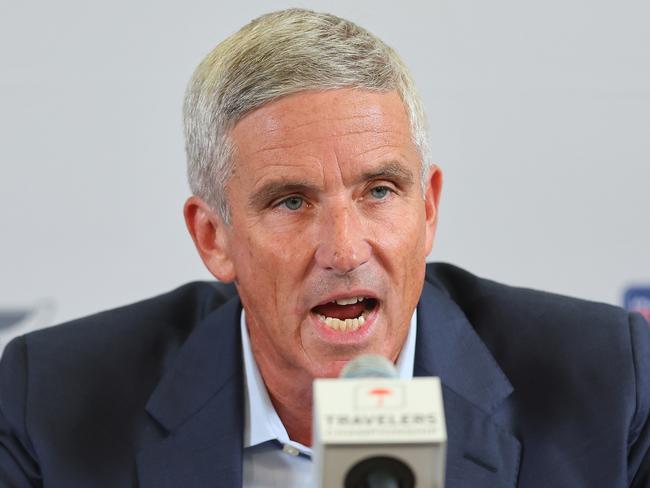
[228,89,417,181]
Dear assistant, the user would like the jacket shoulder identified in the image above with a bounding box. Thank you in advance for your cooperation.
[424,262,637,383]
[11,281,238,403]
[425,262,629,333]
[0,282,238,484]
[24,280,237,354]
[7,281,237,398]
[424,264,650,485]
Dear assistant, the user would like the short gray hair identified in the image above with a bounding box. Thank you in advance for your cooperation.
[183,8,431,223]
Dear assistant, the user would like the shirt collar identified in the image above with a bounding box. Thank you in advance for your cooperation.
[240,308,418,452]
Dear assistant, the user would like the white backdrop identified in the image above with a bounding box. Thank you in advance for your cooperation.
[1,0,649,327]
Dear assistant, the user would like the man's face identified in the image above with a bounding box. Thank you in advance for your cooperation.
[216,89,440,379]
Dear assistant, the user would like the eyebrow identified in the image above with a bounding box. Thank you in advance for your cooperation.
[248,180,318,209]
[354,161,415,187]
[248,161,415,209]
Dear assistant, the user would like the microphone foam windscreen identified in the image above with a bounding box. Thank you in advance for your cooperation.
[339,354,398,379]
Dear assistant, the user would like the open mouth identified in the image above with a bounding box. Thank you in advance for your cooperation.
[311,296,379,332]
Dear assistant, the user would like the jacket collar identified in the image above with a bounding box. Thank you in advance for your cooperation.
[138,295,244,488]
[416,278,521,487]
[415,279,513,413]
[137,275,521,487]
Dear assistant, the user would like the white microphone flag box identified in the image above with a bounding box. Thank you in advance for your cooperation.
[313,377,447,488]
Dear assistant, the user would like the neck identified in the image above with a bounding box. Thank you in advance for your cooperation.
[257,357,315,446]
[269,388,313,446]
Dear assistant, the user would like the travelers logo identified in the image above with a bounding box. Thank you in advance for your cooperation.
[354,384,405,409]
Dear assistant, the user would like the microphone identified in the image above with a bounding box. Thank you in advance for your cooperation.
[312,354,447,488]
[339,354,399,379]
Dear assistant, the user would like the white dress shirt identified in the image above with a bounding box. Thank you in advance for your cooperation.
[240,308,418,487]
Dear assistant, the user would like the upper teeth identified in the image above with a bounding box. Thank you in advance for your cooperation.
[333,296,365,305]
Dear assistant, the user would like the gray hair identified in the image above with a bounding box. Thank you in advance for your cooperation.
[183,8,431,223]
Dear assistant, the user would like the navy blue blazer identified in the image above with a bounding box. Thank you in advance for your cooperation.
[1,263,649,487]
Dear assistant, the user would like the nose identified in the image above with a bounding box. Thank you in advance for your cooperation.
[314,202,372,274]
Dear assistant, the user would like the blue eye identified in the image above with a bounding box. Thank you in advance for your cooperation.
[370,186,390,199]
[281,196,303,210]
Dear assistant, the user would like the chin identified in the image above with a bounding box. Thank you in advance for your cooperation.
[308,357,355,379]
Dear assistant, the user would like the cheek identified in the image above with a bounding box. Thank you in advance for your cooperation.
[376,206,427,260]
[375,207,428,305]
[255,233,305,268]
[231,225,308,294]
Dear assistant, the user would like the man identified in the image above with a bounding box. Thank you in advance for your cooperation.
[1,8,649,488]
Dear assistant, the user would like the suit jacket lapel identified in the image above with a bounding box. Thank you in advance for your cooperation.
[135,279,522,487]
[416,280,522,487]
[137,295,244,488]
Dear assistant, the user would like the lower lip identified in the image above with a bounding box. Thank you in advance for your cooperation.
[309,304,380,343]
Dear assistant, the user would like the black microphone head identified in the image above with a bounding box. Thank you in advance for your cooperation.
[339,354,398,379]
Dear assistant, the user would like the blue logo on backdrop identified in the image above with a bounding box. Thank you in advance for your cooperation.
[624,287,650,323]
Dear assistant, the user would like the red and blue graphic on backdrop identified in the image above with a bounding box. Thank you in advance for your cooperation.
[625,287,650,323]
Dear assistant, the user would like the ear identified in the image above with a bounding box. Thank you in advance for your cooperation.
[423,164,443,255]
[183,196,236,282]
